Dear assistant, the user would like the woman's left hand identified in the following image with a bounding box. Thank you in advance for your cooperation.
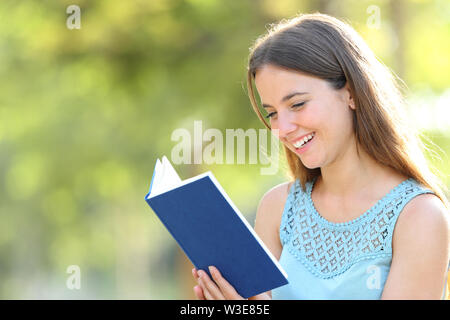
[192,266,246,300]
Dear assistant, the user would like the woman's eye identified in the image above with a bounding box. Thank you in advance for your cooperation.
[292,102,306,108]
[265,102,305,119]
[265,112,276,119]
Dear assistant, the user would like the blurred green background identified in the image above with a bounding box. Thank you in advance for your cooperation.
[0,0,449,299]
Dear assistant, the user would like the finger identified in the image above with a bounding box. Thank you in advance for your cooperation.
[198,277,215,300]
[198,271,222,300]
[208,266,242,300]
[192,268,199,280]
[196,273,210,299]
[193,285,205,300]
[198,270,225,300]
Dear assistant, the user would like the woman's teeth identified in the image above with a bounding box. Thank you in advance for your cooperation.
[293,132,315,148]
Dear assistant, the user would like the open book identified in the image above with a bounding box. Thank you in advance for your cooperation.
[145,156,288,299]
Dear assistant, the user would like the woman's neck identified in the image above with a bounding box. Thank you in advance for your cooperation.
[317,143,402,199]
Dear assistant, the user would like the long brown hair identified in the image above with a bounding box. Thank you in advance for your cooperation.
[247,12,449,208]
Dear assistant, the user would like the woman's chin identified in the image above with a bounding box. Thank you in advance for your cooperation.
[287,145,321,169]
[297,155,321,169]
[302,161,320,170]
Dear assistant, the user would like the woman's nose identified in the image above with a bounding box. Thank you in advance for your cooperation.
[276,112,297,139]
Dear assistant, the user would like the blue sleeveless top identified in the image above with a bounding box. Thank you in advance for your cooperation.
[271,177,448,299]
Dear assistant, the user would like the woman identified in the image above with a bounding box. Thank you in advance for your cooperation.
[192,13,449,299]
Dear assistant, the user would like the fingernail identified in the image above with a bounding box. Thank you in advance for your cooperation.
[208,266,215,276]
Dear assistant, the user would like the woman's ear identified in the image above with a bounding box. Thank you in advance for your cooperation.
[345,83,356,110]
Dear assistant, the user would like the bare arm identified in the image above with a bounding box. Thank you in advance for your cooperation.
[248,182,292,300]
[381,194,450,299]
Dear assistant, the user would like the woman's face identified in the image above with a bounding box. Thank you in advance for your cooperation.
[254,64,355,169]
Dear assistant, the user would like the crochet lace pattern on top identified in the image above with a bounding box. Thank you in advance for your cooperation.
[279,177,433,279]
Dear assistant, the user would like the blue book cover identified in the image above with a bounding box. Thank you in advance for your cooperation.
[144,156,288,299]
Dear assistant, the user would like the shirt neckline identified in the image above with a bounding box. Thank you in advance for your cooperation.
[305,176,413,227]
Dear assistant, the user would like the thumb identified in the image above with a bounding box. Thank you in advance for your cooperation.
[194,285,206,300]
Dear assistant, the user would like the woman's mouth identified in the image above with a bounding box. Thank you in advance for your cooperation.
[293,132,315,149]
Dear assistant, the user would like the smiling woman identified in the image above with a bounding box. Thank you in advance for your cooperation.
[192,12,450,300]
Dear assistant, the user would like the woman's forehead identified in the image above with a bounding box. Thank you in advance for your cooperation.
[255,65,325,99]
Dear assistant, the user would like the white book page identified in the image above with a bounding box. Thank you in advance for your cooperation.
[149,158,162,194]
[148,156,182,198]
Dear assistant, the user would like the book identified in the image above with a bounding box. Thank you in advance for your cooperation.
[144,156,288,299]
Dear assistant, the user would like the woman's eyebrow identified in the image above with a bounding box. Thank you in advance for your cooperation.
[262,91,309,108]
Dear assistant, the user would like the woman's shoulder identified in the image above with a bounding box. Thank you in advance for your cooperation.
[395,192,448,235]
[257,180,295,213]
[393,192,449,256]
[255,180,297,227]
